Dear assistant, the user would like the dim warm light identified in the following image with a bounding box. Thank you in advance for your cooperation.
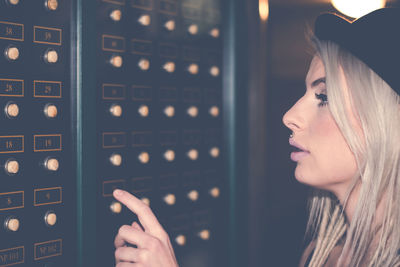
[259,0,269,21]
[331,0,386,18]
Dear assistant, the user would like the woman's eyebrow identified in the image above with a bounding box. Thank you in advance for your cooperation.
[311,77,326,88]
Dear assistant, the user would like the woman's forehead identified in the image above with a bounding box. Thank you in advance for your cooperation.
[306,56,325,86]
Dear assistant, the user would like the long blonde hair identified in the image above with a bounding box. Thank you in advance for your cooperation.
[306,37,400,266]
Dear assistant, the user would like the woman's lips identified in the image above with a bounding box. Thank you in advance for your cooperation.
[289,138,310,162]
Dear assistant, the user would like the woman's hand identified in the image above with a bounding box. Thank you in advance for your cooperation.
[113,189,179,267]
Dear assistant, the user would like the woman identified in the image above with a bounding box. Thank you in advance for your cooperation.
[112,8,400,267]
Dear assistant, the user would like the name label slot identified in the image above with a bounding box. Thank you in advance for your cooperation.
[159,87,177,101]
[34,239,62,260]
[33,26,62,45]
[183,47,201,61]
[205,88,220,103]
[205,129,220,144]
[34,134,62,152]
[103,180,125,197]
[183,6,201,19]
[132,85,152,101]
[160,174,178,189]
[0,246,24,266]
[0,136,24,153]
[159,43,178,58]
[132,0,153,10]
[102,84,126,100]
[183,130,201,145]
[159,0,178,15]
[34,187,62,206]
[131,177,153,192]
[132,131,153,147]
[0,191,24,211]
[102,35,126,52]
[103,0,125,5]
[159,131,177,145]
[0,21,24,41]
[102,132,127,148]
[131,39,153,55]
[34,81,62,98]
[0,79,24,97]
[182,171,201,186]
[183,88,201,103]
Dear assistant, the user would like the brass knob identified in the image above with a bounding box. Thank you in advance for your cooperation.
[163,61,175,73]
[138,105,149,117]
[110,55,123,68]
[187,106,198,118]
[44,104,58,118]
[7,0,19,5]
[5,160,19,175]
[44,211,57,226]
[209,147,220,158]
[110,9,122,22]
[109,153,122,166]
[5,47,19,61]
[187,63,199,75]
[187,149,198,161]
[164,149,175,162]
[138,58,150,71]
[163,105,175,118]
[45,158,59,171]
[45,0,58,11]
[138,14,151,26]
[138,152,150,164]
[188,24,199,35]
[4,217,19,232]
[110,201,122,214]
[210,28,220,38]
[164,20,175,31]
[187,190,199,201]
[175,234,186,246]
[209,106,219,117]
[44,49,58,64]
[109,104,122,117]
[210,66,220,77]
[198,229,210,240]
[209,187,220,198]
[5,102,19,118]
[141,197,150,206]
[163,193,176,205]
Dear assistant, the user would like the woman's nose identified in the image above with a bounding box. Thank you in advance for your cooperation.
[282,102,303,132]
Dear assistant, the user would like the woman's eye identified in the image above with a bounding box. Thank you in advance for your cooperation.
[315,93,328,107]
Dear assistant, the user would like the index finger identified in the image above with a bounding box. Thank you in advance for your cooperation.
[113,189,164,236]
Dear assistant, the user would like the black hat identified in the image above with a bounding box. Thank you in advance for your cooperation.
[314,8,400,95]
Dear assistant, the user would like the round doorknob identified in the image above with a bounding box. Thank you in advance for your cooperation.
[7,0,19,5]
[163,105,175,117]
[163,193,176,205]
[198,229,210,240]
[5,160,19,175]
[5,46,19,61]
[109,104,122,117]
[5,102,19,118]
[110,201,122,214]
[210,66,220,77]
[163,61,175,73]
[187,149,199,161]
[4,217,20,232]
[44,49,58,64]
[175,234,186,246]
[187,63,199,75]
[44,158,59,171]
[209,187,220,198]
[210,28,220,38]
[209,106,219,117]
[109,153,122,166]
[163,149,175,162]
[138,14,151,26]
[44,104,58,118]
[188,24,198,35]
[209,147,220,158]
[45,0,58,11]
[138,105,149,117]
[138,152,150,164]
[138,58,150,71]
[187,106,198,118]
[110,55,123,68]
[44,211,57,226]
[110,9,122,22]
[187,190,199,201]
[164,20,175,31]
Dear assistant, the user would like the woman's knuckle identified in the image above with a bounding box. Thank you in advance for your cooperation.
[139,249,150,262]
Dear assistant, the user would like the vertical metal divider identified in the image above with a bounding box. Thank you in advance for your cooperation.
[76,0,98,266]
[222,0,249,266]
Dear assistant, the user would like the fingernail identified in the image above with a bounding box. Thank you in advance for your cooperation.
[114,189,123,196]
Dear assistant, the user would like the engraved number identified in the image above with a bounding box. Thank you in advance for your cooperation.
[6,27,13,36]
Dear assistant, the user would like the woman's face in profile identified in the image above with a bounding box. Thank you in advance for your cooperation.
[282,56,358,195]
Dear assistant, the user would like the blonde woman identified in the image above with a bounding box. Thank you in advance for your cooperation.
[284,8,400,267]
[111,8,400,267]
